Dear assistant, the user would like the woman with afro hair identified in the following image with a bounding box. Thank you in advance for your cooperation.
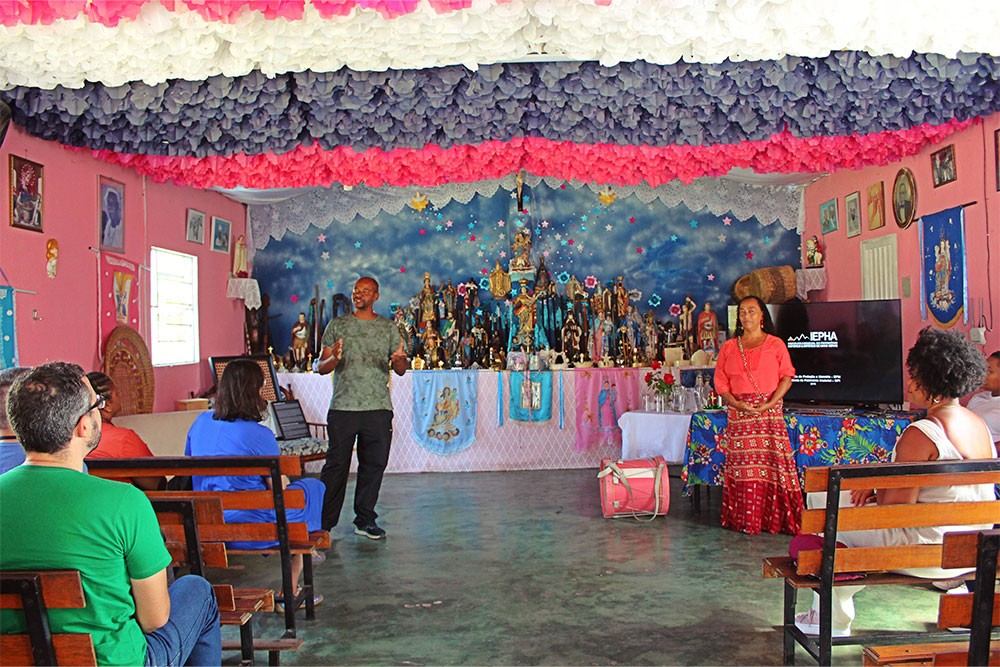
[794,327,996,638]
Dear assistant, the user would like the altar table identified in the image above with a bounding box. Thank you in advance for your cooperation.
[277,370,624,473]
[681,410,916,493]
[617,411,693,464]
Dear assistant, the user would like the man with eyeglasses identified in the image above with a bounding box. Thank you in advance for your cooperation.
[0,362,220,665]
[318,277,409,540]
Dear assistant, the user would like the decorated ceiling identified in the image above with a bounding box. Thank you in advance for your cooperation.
[2,1,999,190]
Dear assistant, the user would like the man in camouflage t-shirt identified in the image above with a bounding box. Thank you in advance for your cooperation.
[317,277,408,539]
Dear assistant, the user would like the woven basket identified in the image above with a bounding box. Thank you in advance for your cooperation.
[732,266,797,304]
[103,326,155,415]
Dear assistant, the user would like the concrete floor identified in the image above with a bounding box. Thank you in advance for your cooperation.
[215,469,947,666]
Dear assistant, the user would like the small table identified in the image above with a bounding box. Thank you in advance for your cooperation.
[617,410,694,464]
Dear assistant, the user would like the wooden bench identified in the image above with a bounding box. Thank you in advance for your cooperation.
[0,570,95,666]
[861,529,1000,667]
[87,456,329,641]
[762,458,1000,665]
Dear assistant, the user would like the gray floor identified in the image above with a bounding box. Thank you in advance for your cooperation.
[215,469,948,666]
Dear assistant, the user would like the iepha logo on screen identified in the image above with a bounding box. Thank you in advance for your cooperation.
[787,331,839,349]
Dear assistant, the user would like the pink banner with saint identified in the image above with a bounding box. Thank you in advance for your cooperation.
[101,253,139,333]
[574,367,642,451]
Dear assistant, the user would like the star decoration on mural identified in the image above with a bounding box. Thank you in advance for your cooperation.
[670,234,678,242]
[291,294,299,303]
[723,216,732,225]
[354,241,362,248]
[419,228,427,235]
[636,247,643,253]
[435,224,442,231]
[568,239,574,245]
[316,233,326,243]
[400,267,406,272]
[580,225,587,231]
[629,217,635,223]
[718,233,727,242]
[543,250,550,257]
[321,251,330,260]
[605,224,613,231]
[326,280,335,288]
[409,194,429,211]
[284,260,294,269]
[445,220,453,228]
[707,274,715,281]
[764,236,771,244]
[477,251,484,257]
[560,239,568,246]
[690,220,699,228]
[554,233,562,240]
[746,251,754,259]
[541,220,549,228]
[499,250,507,258]
[580,215,588,222]
[497,219,505,227]
[467,222,475,229]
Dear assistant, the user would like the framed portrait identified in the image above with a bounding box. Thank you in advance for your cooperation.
[930,144,956,187]
[819,198,838,234]
[892,167,917,229]
[211,216,231,254]
[186,208,205,244]
[995,129,999,191]
[9,156,43,232]
[845,191,861,238]
[98,176,125,253]
[867,181,885,230]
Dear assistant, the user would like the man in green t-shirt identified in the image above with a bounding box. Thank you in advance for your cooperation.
[318,277,408,539]
[0,362,220,666]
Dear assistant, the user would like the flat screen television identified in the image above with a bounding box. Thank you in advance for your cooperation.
[766,299,904,405]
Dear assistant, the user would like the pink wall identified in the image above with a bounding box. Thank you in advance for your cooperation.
[1,126,247,412]
[803,113,1000,401]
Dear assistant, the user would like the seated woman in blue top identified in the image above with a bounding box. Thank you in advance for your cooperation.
[185,358,326,598]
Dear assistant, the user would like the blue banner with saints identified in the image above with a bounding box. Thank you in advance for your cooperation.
[681,411,914,494]
[412,370,478,455]
[509,371,553,422]
[920,206,967,327]
[0,287,17,369]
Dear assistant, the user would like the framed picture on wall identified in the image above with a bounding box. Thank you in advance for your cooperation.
[211,216,231,254]
[845,191,861,238]
[186,208,205,244]
[867,181,885,230]
[98,176,125,253]
[819,198,838,234]
[892,167,917,229]
[995,129,999,191]
[930,144,956,187]
[9,155,43,232]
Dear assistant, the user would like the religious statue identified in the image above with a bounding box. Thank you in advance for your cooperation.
[600,314,615,359]
[443,325,461,368]
[509,228,533,273]
[566,274,584,302]
[614,277,628,319]
[290,312,309,367]
[535,255,553,297]
[589,288,603,316]
[601,285,614,317]
[442,278,458,318]
[488,259,512,298]
[805,235,824,267]
[419,272,437,328]
[394,306,416,356]
[470,316,488,367]
[561,311,583,362]
[512,284,539,349]
[642,311,659,363]
[679,295,696,352]
[232,235,248,277]
[624,305,642,353]
[698,301,719,352]
[464,277,479,311]
[422,327,445,368]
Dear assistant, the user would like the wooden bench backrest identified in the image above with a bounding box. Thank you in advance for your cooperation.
[797,459,1000,576]
[150,496,230,571]
[0,570,96,666]
[86,455,302,479]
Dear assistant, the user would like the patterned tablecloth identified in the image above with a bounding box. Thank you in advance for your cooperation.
[681,410,916,494]
[277,370,622,473]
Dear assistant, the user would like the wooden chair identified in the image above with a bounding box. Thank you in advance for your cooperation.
[862,529,1000,667]
[762,458,1000,665]
[0,570,95,666]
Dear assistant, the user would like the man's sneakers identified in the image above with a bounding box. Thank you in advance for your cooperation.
[354,522,386,540]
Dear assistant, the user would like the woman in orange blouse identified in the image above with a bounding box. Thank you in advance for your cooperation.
[713,296,803,534]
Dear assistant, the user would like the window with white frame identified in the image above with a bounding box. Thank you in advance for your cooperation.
[150,247,199,366]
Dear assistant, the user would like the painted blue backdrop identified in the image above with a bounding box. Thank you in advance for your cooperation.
[253,181,800,354]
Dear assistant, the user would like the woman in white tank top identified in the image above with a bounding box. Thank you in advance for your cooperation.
[796,327,996,637]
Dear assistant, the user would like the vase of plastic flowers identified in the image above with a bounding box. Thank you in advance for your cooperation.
[643,360,675,411]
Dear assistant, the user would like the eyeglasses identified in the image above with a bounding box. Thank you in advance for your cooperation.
[77,396,106,423]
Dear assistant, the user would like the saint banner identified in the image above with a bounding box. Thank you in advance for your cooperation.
[574,367,642,451]
[919,206,967,327]
[412,370,477,455]
[100,253,139,334]
[509,370,553,422]
[0,286,17,368]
